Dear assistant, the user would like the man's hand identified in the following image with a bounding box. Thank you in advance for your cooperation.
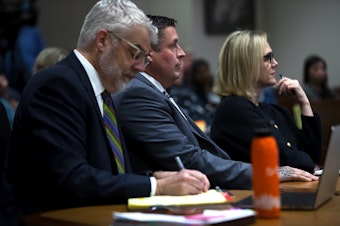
[154,169,210,195]
[279,166,319,182]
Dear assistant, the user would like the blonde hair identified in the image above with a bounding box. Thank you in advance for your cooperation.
[33,47,69,74]
[214,30,267,100]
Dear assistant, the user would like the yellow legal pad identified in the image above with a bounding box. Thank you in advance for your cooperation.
[128,189,234,210]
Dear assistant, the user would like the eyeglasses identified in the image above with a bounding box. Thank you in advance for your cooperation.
[263,52,275,64]
[110,32,150,67]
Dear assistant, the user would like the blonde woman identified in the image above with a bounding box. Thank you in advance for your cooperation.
[210,30,321,173]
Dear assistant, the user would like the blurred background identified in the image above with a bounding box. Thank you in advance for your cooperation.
[3,0,340,88]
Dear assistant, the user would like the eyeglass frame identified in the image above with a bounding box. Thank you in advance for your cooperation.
[109,31,150,67]
[263,52,275,64]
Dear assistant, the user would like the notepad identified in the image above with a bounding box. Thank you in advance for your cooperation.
[128,189,234,210]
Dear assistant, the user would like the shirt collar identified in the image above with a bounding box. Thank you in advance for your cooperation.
[140,72,166,94]
[73,49,105,96]
[73,49,105,115]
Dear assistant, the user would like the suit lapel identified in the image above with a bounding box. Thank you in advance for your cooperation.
[62,53,134,173]
[135,73,212,143]
[63,53,104,127]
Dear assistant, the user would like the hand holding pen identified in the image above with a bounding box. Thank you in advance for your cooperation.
[277,74,313,116]
[152,156,210,195]
[175,156,185,170]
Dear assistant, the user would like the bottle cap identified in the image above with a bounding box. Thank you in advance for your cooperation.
[253,119,271,137]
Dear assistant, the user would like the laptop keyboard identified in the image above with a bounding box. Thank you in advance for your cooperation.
[280,192,316,209]
[236,192,317,210]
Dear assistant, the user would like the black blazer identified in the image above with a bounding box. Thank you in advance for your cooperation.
[7,52,151,213]
[114,73,252,190]
[210,96,321,173]
[0,101,14,225]
[0,101,10,177]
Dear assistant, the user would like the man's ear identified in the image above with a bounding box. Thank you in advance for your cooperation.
[149,50,155,57]
[96,29,110,51]
[147,50,155,64]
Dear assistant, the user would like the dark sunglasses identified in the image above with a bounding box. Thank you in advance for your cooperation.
[263,52,275,64]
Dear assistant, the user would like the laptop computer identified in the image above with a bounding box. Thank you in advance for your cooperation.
[237,124,340,210]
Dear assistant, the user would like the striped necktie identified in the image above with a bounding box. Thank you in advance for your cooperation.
[102,91,125,173]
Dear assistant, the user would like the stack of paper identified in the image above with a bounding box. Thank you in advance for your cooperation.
[113,209,256,226]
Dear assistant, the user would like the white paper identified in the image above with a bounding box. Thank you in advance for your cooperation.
[113,209,256,225]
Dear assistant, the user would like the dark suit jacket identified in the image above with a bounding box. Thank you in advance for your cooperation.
[0,101,11,201]
[0,101,10,179]
[211,96,321,173]
[114,73,252,189]
[0,102,17,226]
[7,52,151,213]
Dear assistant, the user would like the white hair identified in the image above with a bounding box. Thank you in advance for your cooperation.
[77,0,157,48]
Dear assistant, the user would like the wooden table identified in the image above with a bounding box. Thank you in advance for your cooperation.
[22,177,340,226]
[280,174,340,194]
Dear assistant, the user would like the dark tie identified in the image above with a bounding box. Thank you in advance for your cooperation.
[102,91,125,173]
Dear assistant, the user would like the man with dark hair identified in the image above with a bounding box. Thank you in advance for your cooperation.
[114,15,318,190]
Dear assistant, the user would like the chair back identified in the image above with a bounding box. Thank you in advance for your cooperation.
[311,99,340,166]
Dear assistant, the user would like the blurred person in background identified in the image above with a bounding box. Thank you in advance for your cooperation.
[0,0,45,93]
[302,55,337,100]
[33,47,69,74]
[171,58,219,134]
[0,74,19,128]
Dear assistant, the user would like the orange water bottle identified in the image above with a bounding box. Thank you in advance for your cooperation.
[251,124,280,218]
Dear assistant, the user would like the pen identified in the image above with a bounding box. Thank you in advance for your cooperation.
[279,73,296,94]
[215,186,223,193]
[175,156,185,170]
[215,186,234,200]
